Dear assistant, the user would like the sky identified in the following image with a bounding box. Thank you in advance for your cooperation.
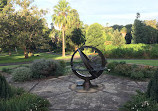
[32,0,158,28]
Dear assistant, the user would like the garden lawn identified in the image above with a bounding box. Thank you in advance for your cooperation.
[0,53,72,64]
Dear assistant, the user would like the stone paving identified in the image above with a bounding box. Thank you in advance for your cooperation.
[8,74,148,111]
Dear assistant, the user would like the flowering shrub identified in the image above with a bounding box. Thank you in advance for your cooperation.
[121,91,158,111]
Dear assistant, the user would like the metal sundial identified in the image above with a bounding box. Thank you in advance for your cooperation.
[71,46,107,90]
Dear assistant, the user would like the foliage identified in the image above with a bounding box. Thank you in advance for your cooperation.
[106,61,156,80]
[104,44,158,59]
[125,33,132,44]
[12,67,33,82]
[121,91,158,111]
[132,19,158,44]
[86,23,106,51]
[0,1,17,55]
[30,59,65,79]
[0,0,7,12]
[0,73,12,99]
[147,69,158,102]
[2,67,12,73]
[112,29,125,46]
[0,72,49,111]
[0,93,50,111]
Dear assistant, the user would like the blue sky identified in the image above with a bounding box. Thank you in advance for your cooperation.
[32,0,158,28]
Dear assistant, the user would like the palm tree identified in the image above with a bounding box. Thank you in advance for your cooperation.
[52,0,71,57]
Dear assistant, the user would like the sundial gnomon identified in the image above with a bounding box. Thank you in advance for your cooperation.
[71,46,107,90]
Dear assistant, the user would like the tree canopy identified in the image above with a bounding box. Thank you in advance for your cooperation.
[86,23,106,51]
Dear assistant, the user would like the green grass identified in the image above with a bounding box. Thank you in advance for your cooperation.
[0,52,158,71]
[0,53,72,64]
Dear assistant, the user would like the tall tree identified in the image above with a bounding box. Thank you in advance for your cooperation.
[52,0,71,57]
[86,23,106,51]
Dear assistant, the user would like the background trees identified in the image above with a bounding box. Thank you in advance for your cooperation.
[132,19,158,44]
[86,23,106,51]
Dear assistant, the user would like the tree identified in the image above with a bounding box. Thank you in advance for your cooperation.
[125,33,132,44]
[0,0,17,55]
[86,23,106,51]
[52,0,71,57]
[120,27,127,38]
[65,9,85,51]
[132,19,158,44]
[136,12,140,19]
[112,29,125,46]
[15,0,47,58]
[0,0,7,12]
[132,19,147,43]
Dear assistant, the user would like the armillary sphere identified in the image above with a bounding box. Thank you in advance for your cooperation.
[70,46,107,90]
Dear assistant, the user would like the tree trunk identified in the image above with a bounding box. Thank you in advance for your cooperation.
[24,47,28,59]
[8,49,11,56]
[62,29,65,57]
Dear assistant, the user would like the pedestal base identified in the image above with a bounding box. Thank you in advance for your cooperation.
[70,80,104,93]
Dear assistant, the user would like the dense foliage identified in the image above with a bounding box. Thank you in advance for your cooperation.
[104,44,158,59]
[132,19,158,44]
[0,93,50,111]
[0,73,49,111]
[122,69,158,111]
[30,59,65,79]
[0,74,12,99]
[86,23,106,51]
[106,61,156,80]
[121,91,158,111]
[147,69,158,102]
[12,67,33,82]
[11,59,66,81]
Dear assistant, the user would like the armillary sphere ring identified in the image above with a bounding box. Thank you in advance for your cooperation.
[70,46,107,90]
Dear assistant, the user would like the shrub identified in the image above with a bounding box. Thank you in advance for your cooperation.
[130,71,144,80]
[0,93,50,111]
[12,67,33,82]
[2,67,12,73]
[0,73,12,99]
[147,69,158,102]
[30,59,65,79]
[106,61,120,72]
[143,66,156,78]
[121,91,158,111]
[107,61,156,80]
[114,64,132,76]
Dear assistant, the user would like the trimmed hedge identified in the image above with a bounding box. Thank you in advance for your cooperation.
[104,44,158,59]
